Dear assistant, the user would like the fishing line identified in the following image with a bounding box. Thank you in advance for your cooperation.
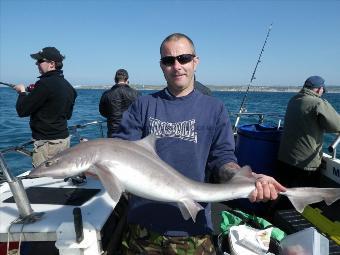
[233,23,273,131]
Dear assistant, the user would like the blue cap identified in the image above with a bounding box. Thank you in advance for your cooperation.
[304,76,326,92]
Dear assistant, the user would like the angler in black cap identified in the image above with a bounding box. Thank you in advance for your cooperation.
[277,75,340,189]
[13,47,77,168]
[99,68,140,137]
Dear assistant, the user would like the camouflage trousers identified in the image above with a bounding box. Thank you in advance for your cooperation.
[32,137,70,167]
[121,224,216,255]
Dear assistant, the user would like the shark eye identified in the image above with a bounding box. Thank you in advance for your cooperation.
[45,161,53,167]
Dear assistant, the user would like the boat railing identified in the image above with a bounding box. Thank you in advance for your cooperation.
[0,120,106,184]
[231,112,284,132]
[0,140,34,157]
[68,120,105,143]
[328,133,340,159]
[0,120,106,158]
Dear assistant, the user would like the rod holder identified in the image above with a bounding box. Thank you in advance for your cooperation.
[8,179,34,217]
[0,153,43,222]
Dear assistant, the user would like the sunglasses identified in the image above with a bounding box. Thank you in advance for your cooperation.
[36,59,51,64]
[160,54,195,66]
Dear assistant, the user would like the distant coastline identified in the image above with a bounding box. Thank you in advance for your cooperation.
[1,84,339,93]
[73,84,340,93]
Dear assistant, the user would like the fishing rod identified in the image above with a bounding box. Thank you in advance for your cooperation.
[0,81,15,88]
[1,81,33,92]
[233,23,273,131]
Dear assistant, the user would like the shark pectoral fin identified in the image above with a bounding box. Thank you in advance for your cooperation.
[93,164,124,204]
[177,198,204,222]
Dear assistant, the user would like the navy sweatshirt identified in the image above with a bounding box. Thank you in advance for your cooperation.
[113,88,237,236]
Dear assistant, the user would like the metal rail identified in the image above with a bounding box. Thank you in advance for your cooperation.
[231,112,284,128]
[0,120,105,183]
[0,140,34,157]
[0,120,106,157]
[328,134,340,159]
[68,120,105,142]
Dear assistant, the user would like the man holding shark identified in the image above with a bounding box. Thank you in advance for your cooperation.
[112,33,286,254]
[29,33,340,254]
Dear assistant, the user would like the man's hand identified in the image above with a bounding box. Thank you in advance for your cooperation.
[217,163,286,202]
[249,173,286,202]
[14,84,26,93]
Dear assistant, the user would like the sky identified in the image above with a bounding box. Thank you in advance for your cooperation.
[1,0,340,87]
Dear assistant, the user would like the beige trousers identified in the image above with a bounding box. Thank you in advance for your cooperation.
[32,136,71,168]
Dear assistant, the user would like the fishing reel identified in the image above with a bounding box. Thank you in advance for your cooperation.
[26,84,36,92]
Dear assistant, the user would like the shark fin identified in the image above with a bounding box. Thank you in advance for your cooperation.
[234,165,253,177]
[323,188,340,205]
[177,198,204,222]
[285,196,309,213]
[229,165,254,183]
[283,188,340,213]
[93,163,124,204]
[134,134,159,155]
[283,189,326,213]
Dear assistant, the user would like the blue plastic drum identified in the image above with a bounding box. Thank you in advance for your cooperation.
[235,124,283,176]
[233,124,283,215]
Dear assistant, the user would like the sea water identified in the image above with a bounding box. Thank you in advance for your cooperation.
[0,87,339,176]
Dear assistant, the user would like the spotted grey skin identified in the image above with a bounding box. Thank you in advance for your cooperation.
[29,135,340,221]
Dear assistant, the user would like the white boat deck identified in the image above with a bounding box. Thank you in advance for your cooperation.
[321,153,340,186]
[0,176,115,242]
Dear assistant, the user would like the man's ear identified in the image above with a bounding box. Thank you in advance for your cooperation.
[49,61,56,69]
[316,87,323,96]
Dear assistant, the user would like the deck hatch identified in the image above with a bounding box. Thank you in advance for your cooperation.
[3,187,101,206]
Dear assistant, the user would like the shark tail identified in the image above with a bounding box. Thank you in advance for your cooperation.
[323,188,340,205]
[283,188,340,213]
[177,198,204,222]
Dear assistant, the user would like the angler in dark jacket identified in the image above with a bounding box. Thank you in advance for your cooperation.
[14,47,77,167]
[99,69,140,137]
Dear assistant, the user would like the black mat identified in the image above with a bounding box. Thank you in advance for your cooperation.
[315,200,340,222]
[274,209,340,253]
[3,187,101,206]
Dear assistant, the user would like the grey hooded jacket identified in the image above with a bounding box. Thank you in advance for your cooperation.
[278,88,340,170]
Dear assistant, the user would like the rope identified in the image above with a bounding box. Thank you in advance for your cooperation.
[6,217,28,255]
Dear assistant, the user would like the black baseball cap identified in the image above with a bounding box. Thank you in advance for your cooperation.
[30,47,64,62]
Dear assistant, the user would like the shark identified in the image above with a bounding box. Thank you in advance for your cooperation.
[29,135,340,222]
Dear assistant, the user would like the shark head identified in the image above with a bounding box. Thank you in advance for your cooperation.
[29,144,97,178]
